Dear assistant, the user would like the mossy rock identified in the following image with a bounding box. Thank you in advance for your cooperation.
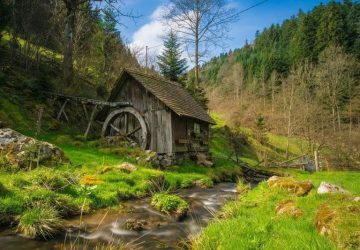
[151,193,189,221]
[0,128,68,169]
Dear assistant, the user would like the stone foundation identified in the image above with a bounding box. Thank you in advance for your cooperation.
[151,151,210,168]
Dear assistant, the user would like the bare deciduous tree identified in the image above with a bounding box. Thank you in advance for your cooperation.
[163,0,239,86]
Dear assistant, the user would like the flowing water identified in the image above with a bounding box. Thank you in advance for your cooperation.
[0,183,237,250]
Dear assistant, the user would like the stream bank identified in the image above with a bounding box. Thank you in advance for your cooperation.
[0,183,238,250]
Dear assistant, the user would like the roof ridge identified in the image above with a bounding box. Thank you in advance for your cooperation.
[124,68,183,88]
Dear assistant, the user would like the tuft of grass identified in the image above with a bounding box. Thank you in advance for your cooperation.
[151,193,189,219]
[18,206,63,239]
[236,178,250,194]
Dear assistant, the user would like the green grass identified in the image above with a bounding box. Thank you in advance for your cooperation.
[151,193,189,217]
[18,206,63,239]
[192,172,360,250]
[0,127,243,236]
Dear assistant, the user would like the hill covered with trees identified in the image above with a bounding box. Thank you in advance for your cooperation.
[200,0,360,169]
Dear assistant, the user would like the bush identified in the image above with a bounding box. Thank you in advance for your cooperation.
[18,206,63,239]
[151,193,189,220]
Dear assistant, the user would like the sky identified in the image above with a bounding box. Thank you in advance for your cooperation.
[116,0,332,66]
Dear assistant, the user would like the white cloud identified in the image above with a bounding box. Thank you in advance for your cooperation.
[129,5,169,67]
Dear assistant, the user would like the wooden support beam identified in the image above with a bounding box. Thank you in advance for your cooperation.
[82,102,89,120]
[84,105,97,139]
[110,124,120,133]
[126,126,141,136]
[56,99,69,121]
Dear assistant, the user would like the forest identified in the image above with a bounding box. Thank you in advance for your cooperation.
[0,0,359,250]
[201,0,360,169]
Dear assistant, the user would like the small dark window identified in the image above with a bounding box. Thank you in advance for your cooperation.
[194,122,200,134]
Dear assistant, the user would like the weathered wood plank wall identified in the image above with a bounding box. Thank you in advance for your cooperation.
[116,79,173,153]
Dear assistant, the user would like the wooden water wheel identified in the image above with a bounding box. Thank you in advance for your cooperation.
[101,107,150,149]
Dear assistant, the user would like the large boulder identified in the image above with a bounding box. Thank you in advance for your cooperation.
[0,128,67,169]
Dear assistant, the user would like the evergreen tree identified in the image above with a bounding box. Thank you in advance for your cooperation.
[157,31,187,81]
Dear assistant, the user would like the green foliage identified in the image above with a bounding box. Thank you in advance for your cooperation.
[151,193,189,215]
[18,206,63,239]
[157,30,188,81]
[0,182,9,196]
[254,114,268,145]
[201,1,360,86]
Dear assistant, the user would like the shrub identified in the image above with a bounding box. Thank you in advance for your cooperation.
[151,193,189,220]
[18,206,63,239]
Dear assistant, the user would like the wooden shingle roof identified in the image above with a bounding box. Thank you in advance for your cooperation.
[109,68,215,124]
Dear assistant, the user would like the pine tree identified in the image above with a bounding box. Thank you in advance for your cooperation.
[157,31,187,81]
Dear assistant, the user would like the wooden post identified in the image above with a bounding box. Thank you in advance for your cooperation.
[314,150,320,172]
[35,106,44,137]
[84,105,97,140]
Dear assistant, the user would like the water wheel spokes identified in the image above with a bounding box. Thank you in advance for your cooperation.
[102,107,150,149]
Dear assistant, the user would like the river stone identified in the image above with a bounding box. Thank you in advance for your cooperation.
[124,219,147,231]
[317,182,350,194]
[0,128,67,169]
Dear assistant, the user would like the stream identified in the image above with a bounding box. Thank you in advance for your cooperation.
[0,183,237,250]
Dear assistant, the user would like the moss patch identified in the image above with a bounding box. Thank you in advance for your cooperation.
[151,193,189,220]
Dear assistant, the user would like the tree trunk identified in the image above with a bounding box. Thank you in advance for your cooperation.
[332,106,336,132]
[286,82,294,160]
[64,7,76,87]
[194,30,199,87]
[336,104,341,131]
[314,150,320,171]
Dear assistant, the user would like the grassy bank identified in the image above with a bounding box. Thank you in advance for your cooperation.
[192,170,360,250]
[0,130,242,238]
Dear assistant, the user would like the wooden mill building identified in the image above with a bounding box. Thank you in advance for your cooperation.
[98,68,214,156]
